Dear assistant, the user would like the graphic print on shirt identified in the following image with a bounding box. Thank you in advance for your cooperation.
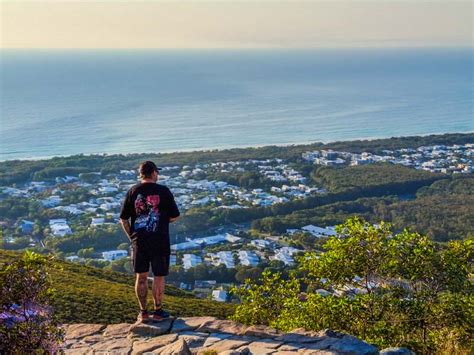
[134,194,160,232]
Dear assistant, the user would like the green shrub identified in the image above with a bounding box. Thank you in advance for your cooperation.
[231,217,473,353]
[0,250,65,352]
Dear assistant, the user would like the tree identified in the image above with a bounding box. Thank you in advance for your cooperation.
[117,243,129,250]
[0,250,65,352]
[77,247,95,258]
[231,217,473,353]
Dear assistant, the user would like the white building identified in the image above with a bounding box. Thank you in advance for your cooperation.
[212,289,228,303]
[250,239,271,249]
[54,205,84,215]
[102,250,128,261]
[238,250,259,266]
[171,233,241,251]
[49,219,72,237]
[272,247,300,266]
[90,217,105,227]
[41,195,62,208]
[301,225,337,238]
[182,254,202,270]
[207,251,235,268]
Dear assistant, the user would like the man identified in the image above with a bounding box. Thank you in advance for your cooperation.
[119,160,180,321]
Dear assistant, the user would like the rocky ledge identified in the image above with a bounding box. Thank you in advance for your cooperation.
[59,317,412,354]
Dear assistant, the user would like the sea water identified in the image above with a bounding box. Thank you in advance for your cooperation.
[0,48,472,161]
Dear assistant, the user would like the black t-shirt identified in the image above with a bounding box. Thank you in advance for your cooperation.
[119,182,180,255]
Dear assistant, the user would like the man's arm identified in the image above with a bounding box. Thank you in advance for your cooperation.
[119,218,133,242]
[165,186,181,223]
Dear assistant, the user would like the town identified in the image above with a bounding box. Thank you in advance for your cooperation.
[302,143,474,173]
[1,142,472,302]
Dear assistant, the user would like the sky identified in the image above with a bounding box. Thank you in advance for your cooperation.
[0,0,472,49]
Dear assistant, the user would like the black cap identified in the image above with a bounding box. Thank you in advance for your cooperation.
[139,161,162,177]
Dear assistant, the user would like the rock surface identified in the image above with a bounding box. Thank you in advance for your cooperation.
[58,317,402,354]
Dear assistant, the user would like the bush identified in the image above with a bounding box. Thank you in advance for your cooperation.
[0,250,65,352]
[231,217,473,353]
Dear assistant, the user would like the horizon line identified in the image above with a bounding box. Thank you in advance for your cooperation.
[1,45,473,51]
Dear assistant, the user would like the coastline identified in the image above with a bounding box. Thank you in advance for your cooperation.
[1,131,473,163]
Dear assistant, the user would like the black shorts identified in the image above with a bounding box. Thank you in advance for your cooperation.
[130,244,170,276]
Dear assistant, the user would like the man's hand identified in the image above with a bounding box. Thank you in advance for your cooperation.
[170,216,180,223]
[119,218,133,242]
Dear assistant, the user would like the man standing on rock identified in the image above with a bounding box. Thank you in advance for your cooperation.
[119,160,180,321]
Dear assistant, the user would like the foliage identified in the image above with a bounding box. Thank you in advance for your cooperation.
[0,250,65,352]
[43,225,129,253]
[416,175,474,197]
[1,132,471,185]
[312,163,442,194]
[231,270,300,327]
[231,217,473,353]
[375,194,474,241]
[252,191,474,241]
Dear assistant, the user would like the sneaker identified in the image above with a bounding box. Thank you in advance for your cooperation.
[137,309,150,322]
[151,308,170,321]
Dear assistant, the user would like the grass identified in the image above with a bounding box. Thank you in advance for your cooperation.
[0,249,234,324]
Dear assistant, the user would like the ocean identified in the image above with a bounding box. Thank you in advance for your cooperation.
[0,48,472,161]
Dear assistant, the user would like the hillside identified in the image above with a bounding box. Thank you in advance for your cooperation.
[0,250,234,324]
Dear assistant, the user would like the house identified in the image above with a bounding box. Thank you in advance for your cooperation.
[90,217,105,227]
[20,220,34,234]
[301,225,337,238]
[250,239,271,250]
[194,280,216,289]
[212,289,228,303]
[182,254,202,270]
[1,187,29,197]
[49,219,72,237]
[207,251,235,268]
[170,255,177,266]
[98,186,119,194]
[238,250,259,266]
[99,202,121,210]
[54,205,84,215]
[41,195,62,208]
[102,250,128,261]
[171,233,241,251]
[179,282,192,291]
[272,247,300,266]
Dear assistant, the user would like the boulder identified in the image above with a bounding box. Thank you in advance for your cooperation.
[154,338,192,355]
[91,337,133,351]
[201,332,233,348]
[206,338,253,353]
[238,338,283,354]
[275,332,323,344]
[196,319,248,336]
[64,324,106,340]
[129,319,174,337]
[63,347,94,354]
[177,331,209,348]
[103,323,132,337]
[132,333,178,355]
[59,317,408,355]
[171,316,217,333]
[380,347,414,355]
[243,325,281,338]
[327,335,378,354]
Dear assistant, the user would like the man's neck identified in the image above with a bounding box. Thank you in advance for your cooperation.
[140,179,156,184]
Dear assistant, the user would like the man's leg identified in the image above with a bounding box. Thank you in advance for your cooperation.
[135,272,148,311]
[151,254,170,311]
[152,276,165,310]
